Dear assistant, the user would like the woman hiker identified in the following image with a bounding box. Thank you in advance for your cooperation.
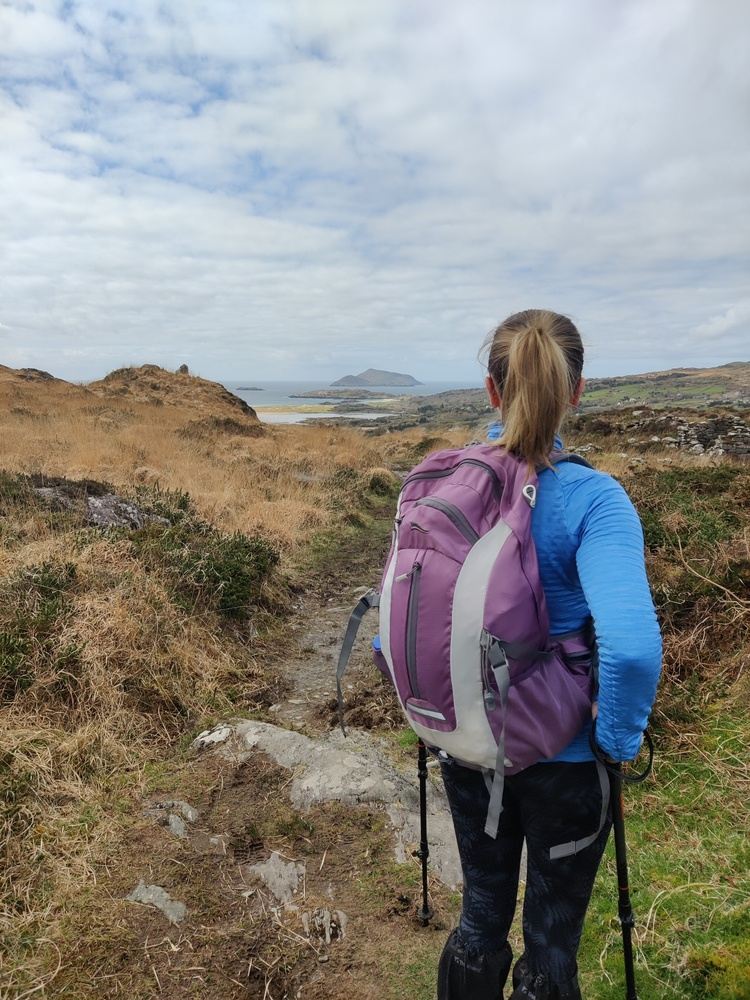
[437,310,662,999]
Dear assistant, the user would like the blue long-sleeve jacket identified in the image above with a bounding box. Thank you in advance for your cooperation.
[533,454,662,762]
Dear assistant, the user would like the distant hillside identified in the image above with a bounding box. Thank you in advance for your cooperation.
[583,360,750,409]
[332,368,421,387]
[88,365,258,421]
[368,360,750,433]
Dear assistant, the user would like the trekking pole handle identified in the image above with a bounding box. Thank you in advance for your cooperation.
[589,724,654,783]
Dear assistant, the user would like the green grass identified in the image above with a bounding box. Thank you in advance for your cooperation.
[633,466,744,551]
[581,380,730,409]
[577,705,750,999]
[370,705,750,1000]
[293,467,397,592]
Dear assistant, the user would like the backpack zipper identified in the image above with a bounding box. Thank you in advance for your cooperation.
[403,457,502,499]
[404,561,422,698]
[414,497,479,544]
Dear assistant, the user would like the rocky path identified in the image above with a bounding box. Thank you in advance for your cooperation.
[112,586,468,998]
[225,586,463,887]
[268,593,367,731]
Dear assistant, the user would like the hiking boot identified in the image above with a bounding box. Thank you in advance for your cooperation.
[508,969,582,1000]
[437,927,513,999]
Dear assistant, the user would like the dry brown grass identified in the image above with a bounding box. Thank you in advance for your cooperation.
[0,374,405,994]
[0,497,288,991]
[0,383,390,550]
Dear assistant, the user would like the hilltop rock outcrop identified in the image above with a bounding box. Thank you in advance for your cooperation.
[0,364,83,393]
[89,364,259,422]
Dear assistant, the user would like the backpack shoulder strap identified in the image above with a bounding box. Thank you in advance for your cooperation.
[336,589,380,733]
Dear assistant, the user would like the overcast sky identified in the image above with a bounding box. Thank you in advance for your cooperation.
[1,0,748,383]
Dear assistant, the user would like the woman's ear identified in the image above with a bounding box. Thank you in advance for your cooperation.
[485,374,502,410]
[571,376,585,408]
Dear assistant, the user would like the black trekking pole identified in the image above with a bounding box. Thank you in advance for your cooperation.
[414,739,433,926]
[591,725,653,1000]
[610,765,638,1000]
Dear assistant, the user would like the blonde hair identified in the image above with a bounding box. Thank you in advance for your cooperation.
[482,309,584,468]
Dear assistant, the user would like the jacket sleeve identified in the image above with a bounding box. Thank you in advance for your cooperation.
[573,478,662,761]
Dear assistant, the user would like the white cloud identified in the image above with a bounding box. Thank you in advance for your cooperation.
[0,0,748,381]
[691,301,750,343]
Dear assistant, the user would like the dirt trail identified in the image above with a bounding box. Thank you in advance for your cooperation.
[80,584,463,999]
[269,592,371,731]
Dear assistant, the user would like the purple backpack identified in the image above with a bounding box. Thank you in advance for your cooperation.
[336,444,596,840]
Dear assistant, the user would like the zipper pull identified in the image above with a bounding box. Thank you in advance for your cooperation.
[395,561,421,583]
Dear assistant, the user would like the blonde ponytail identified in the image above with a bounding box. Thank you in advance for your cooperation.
[482,310,584,469]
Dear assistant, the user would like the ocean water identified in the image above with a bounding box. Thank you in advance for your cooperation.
[224,380,480,424]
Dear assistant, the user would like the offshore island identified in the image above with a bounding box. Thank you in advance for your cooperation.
[331,368,422,387]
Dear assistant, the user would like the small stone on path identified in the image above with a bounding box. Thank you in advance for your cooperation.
[168,813,188,839]
[247,852,304,905]
[193,724,233,748]
[126,881,186,924]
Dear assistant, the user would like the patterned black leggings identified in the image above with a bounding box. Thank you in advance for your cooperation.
[440,758,612,984]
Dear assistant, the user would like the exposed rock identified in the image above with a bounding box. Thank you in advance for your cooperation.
[126,881,186,924]
[193,724,233,748]
[174,800,200,823]
[145,798,200,824]
[177,364,189,375]
[86,494,167,529]
[575,409,750,460]
[33,478,170,529]
[302,907,348,944]
[168,813,188,839]
[575,443,601,455]
[194,720,463,888]
[19,368,57,382]
[247,852,304,905]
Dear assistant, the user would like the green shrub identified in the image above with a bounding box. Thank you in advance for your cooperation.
[0,562,77,701]
[132,519,279,621]
[632,467,743,550]
[134,484,193,523]
[367,468,401,498]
